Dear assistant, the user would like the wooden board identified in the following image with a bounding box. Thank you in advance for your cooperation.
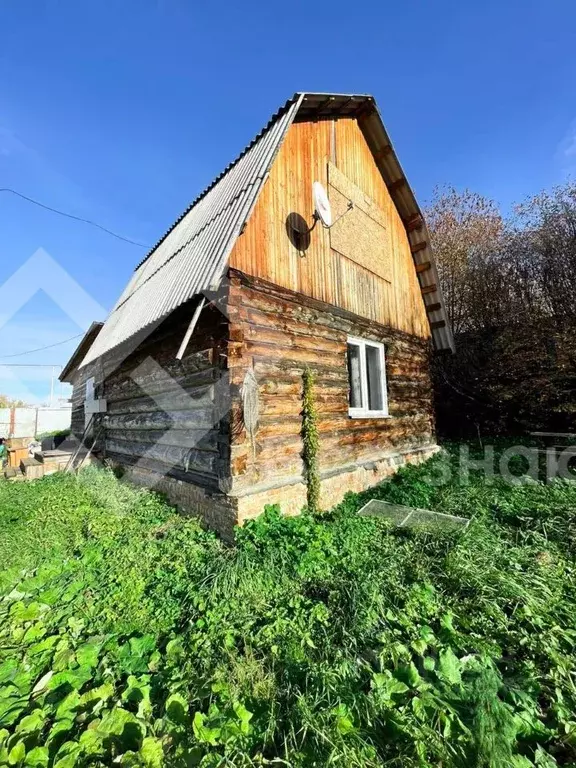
[328,161,391,282]
[229,117,429,339]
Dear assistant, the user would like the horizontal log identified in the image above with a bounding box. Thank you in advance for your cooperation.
[105,367,218,403]
[246,341,343,366]
[105,428,218,452]
[260,395,348,418]
[411,241,428,254]
[430,320,446,330]
[105,409,215,431]
[243,324,345,355]
[253,358,348,382]
[102,340,217,381]
[107,384,214,415]
[105,438,216,474]
[257,378,345,397]
[415,261,431,274]
[420,284,437,295]
[105,452,219,492]
[237,306,344,344]
[425,302,442,313]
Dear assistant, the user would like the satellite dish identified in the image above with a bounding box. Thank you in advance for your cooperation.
[313,181,332,228]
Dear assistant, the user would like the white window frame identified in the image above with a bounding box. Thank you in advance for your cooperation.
[347,336,389,419]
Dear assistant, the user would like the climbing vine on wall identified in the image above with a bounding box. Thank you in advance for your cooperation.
[302,368,320,514]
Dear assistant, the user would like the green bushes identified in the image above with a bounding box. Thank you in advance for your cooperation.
[1,453,576,765]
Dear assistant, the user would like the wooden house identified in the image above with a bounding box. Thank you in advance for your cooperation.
[62,92,453,538]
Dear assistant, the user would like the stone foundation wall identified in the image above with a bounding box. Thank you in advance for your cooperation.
[235,443,440,524]
[115,443,439,539]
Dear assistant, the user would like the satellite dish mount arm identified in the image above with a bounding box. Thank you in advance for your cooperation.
[311,199,354,231]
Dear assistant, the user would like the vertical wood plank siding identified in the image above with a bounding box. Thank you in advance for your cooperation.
[226,271,435,497]
[229,118,430,339]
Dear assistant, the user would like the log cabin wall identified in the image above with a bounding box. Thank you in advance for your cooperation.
[98,303,230,493]
[229,117,430,339]
[69,302,239,535]
[226,271,438,523]
[70,366,90,438]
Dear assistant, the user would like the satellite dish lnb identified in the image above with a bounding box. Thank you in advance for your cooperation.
[313,181,332,228]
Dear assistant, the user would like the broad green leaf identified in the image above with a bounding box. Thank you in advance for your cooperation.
[233,701,253,734]
[139,736,164,767]
[8,740,26,765]
[75,639,101,669]
[0,661,18,686]
[411,638,428,655]
[165,638,184,659]
[22,623,47,644]
[0,698,27,728]
[97,706,144,751]
[24,746,49,767]
[412,696,426,721]
[78,728,104,756]
[0,685,19,702]
[55,691,81,721]
[53,742,82,768]
[28,635,59,656]
[192,712,220,746]
[79,683,114,711]
[440,612,455,634]
[388,679,409,695]
[16,710,45,735]
[46,718,75,746]
[438,648,462,686]
[332,704,354,735]
[47,667,92,693]
[405,662,422,688]
[165,693,188,724]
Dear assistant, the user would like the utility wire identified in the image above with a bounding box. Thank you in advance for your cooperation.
[0,333,84,360]
[0,188,149,248]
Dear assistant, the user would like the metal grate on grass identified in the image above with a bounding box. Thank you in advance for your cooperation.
[358,499,470,531]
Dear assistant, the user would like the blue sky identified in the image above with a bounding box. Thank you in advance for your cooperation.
[0,0,575,402]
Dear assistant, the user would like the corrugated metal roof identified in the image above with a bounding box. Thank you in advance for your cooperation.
[81,92,452,366]
[59,321,103,383]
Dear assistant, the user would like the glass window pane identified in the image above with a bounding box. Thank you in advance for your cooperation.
[347,343,363,408]
[366,345,384,411]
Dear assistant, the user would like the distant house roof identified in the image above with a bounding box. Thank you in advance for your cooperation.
[81,92,453,367]
[60,322,103,383]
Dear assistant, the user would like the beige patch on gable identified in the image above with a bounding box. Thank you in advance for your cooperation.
[328,161,391,282]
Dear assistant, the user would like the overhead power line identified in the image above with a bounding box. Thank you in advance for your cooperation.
[0,188,149,248]
[0,332,84,360]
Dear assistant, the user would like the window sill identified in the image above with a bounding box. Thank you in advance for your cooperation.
[348,410,391,419]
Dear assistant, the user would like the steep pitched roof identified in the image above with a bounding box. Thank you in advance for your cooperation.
[81,93,452,366]
[60,322,103,383]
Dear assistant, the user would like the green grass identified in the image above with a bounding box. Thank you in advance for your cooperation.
[1,447,576,766]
